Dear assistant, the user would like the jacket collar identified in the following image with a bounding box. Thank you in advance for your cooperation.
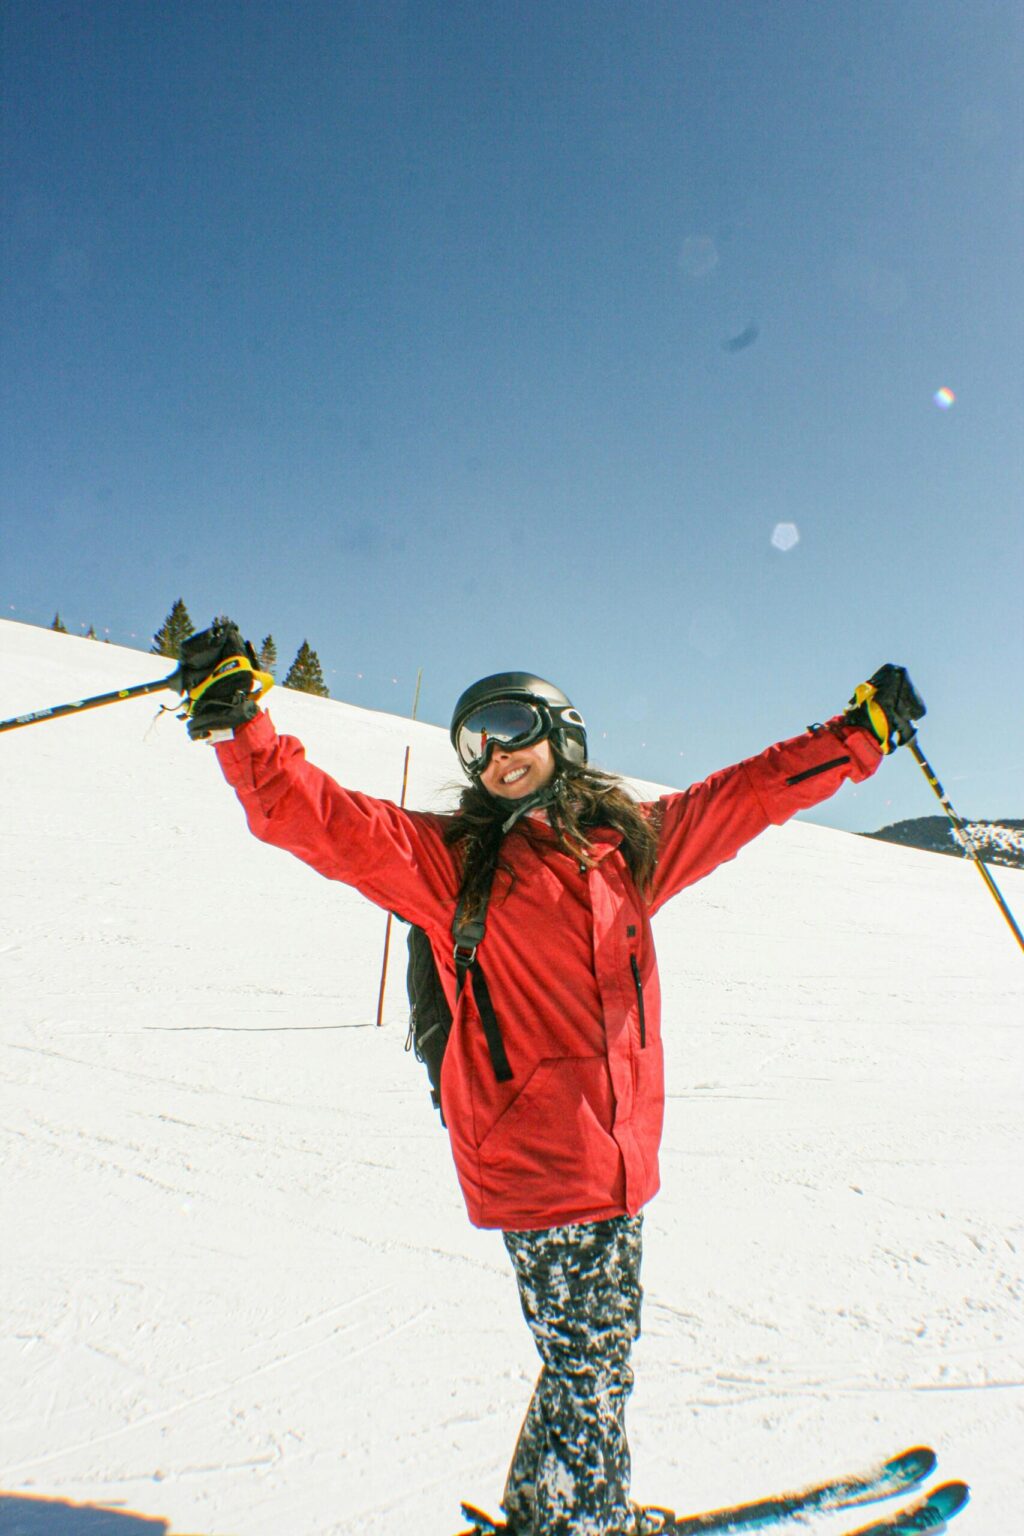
[509,815,624,860]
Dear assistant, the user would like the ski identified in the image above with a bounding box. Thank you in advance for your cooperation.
[458,1445,937,1536]
[457,1505,506,1535]
[659,1444,937,1533]
[838,1480,969,1535]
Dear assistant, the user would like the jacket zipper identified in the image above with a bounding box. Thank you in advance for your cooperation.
[630,954,647,1049]
[785,754,850,785]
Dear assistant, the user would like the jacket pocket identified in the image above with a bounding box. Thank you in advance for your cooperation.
[477,1057,623,1225]
[630,954,647,1048]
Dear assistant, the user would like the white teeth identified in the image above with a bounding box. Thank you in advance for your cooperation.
[502,767,528,784]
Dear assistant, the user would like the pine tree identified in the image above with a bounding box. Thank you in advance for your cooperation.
[85,624,97,640]
[283,640,330,697]
[51,612,67,633]
[151,599,194,659]
[258,635,278,676]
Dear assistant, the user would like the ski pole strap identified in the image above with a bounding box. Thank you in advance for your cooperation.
[849,679,895,754]
[185,655,274,711]
[453,884,513,1083]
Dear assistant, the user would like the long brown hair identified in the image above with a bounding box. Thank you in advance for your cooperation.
[443,747,660,917]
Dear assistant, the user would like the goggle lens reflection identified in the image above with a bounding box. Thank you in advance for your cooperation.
[456,700,547,770]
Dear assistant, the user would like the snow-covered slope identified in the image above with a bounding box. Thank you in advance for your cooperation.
[2,619,1021,1535]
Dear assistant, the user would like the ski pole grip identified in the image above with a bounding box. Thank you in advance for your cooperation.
[186,655,274,709]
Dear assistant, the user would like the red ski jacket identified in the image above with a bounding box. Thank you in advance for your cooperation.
[215,710,882,1231]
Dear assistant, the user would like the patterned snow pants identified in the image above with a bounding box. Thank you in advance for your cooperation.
[500,1214,645,1536]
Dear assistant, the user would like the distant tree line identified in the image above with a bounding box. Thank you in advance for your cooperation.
[50,612,106,641]
[149,598,329,697]
[47,599,330,699]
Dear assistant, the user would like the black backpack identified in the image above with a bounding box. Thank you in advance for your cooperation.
[404,923,453,1120]
[404,876,511,1125]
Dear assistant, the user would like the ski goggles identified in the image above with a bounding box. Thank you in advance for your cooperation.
[455,699,582,774]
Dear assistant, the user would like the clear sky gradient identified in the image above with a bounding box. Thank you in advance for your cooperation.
[2,0,1021,832]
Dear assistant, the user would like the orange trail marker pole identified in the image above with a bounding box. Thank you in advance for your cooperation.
[376,668,424,1025]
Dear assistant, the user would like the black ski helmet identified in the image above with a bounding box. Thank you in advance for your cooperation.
[450,671,588,777]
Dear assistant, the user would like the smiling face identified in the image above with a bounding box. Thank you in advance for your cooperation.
[478,737,557,800]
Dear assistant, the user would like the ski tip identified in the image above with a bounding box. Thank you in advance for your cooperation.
[888,1444,937,1479]
[908,1480,970,1532]
[932,1479,971,1512]
[844,1479,970,1536]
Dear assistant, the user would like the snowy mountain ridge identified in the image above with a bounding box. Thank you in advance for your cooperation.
[864,816,1024,870]
[1,619,1022,1536]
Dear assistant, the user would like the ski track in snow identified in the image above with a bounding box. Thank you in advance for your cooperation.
[2,621,1022,1534]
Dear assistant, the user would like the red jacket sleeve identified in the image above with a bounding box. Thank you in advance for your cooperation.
[647,717,883,914]
[213,710,459,932]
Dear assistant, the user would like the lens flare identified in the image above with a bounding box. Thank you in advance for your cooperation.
[679,235,719,278]
[771,522,800,552]
[934,387,956,409]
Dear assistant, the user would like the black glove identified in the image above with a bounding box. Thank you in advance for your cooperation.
[845,663,926,754]
[178,619,261,741]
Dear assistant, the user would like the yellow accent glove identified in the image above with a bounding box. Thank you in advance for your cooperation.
[845,664,926,754]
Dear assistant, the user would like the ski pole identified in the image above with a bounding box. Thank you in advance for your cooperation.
[0,654,274,737]
[909,738,1024,956]
[376,668,424,1027]
[0,671,182,734]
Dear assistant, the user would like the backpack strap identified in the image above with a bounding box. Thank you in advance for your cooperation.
[452,879,513,1084]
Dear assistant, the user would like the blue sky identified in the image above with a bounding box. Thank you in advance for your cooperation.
[2,0,1021,832]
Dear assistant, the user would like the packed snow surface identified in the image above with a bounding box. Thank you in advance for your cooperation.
[1,620,1021,1535]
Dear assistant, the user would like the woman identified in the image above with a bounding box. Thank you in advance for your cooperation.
[179,624,924,1536]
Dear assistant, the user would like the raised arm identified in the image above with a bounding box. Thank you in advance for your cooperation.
[178,620,458,932]
[213,712,458,931]
[648,664,925,913]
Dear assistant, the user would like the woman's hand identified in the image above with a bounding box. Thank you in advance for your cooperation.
[845,663,926,753]
[178,619,264,741]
